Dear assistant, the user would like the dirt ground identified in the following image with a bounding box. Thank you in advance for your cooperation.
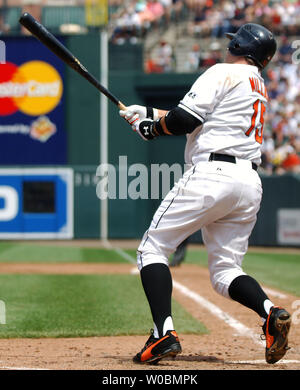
[0,245,299,371]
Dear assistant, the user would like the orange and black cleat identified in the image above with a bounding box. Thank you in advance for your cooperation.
[133,329,182,364]
[262,306,291,364]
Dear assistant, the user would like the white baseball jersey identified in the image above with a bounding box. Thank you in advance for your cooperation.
[178,63,268,166]
[137,62,265,300]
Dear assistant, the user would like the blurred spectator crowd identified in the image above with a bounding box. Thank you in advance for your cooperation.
[1,0,299,176]
[110,0,185,44]
[186,0,300,38]
[146,34,300,176]
[110,0,300,44]
[261,36,300,175]
[110,0,300,176]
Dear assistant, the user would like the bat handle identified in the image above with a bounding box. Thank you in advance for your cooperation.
[118,102,127,111]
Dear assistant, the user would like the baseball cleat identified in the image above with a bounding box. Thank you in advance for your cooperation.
[262,306,291,364]
[133,329,182,364]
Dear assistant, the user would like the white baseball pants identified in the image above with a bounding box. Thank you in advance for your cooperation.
[137,159,262,298]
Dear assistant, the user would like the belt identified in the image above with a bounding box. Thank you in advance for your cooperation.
[209,153,258,171]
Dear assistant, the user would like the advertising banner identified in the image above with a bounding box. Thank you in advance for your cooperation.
[277,209,300,245]
[85,0,108,27]
[0,168,73,239]
[0,36,66,164]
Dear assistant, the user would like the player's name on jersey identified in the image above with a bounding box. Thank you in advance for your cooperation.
[249,77,268,99]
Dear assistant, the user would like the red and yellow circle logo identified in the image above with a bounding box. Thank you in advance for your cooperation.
[0,61,63,116]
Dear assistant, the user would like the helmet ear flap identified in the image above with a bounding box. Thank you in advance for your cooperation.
[228,38,241,54]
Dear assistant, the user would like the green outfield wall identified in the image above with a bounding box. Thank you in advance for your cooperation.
[1,34,299,246]
[73,164,300,247]
[63,37,300,246]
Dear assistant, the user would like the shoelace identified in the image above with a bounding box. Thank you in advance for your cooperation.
[259,321,267,341]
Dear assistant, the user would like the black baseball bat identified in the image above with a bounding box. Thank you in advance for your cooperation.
[19,12,126,111]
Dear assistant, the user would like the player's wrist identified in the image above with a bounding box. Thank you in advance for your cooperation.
[146,107,159,121]
[153,118,167,136]
[137,119,157,141]
[136,118,169,140]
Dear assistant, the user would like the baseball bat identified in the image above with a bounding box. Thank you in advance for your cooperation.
[19,12,127,111]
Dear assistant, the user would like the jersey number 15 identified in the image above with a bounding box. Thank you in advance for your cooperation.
[246,99,266,144]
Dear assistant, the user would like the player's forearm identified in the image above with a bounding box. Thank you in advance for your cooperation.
[119,104,202,141]
[156,109,168,118]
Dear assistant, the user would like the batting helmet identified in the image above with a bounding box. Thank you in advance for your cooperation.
[226,23,277,69]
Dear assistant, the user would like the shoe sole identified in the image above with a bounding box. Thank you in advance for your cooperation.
[266,311,291,364]
[134,342,182,364]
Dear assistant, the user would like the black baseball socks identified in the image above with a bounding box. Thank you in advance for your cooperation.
[228,274,274,320]
[140,267,274,338]
[140,263,174,338]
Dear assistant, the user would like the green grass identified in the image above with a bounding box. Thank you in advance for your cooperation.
[0,274,207,338]
[184,248,300,296]
[183,248,208,266]
[0,241,298,338]
[0,242,129,263]
[241,252,300,296]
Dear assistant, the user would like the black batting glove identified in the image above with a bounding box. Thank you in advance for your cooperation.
[136,119,158,141]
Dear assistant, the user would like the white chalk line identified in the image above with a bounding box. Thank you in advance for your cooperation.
[262,287,287,299]
[106,241,289,300]
[102,239,138,267]
[225,359,300,365]
[172,280,264,347]
[0,244,295,370]
[107,244,299,365]
[115,248,138,265]
[0,364,49,370]
[107,245,264,347]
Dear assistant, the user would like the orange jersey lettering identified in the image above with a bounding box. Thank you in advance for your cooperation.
[249,77,268,100]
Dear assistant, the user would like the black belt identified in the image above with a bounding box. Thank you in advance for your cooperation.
[209,153,258,171]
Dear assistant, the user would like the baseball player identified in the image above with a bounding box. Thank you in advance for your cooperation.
[120,23,291,365]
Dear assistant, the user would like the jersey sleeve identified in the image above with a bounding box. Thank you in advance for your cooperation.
[178,64,230,122]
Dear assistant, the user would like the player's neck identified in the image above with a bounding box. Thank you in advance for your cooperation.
[225,51,256,67]
[226,56,250,66]
[225,55,261,72]
[231,58,250,65]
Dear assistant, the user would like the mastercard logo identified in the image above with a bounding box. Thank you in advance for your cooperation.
[0,61,63,116]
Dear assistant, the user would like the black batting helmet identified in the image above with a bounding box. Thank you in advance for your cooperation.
[226,23,277,69]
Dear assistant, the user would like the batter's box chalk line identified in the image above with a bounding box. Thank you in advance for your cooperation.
[225,359,300,365]
[113,245,290,351]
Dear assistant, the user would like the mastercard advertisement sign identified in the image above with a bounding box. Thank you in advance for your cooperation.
[0,37,66,164]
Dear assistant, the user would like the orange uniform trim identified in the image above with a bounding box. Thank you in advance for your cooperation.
[160,116,173,135]
[265,311,274,348]
[140,334,169,362]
